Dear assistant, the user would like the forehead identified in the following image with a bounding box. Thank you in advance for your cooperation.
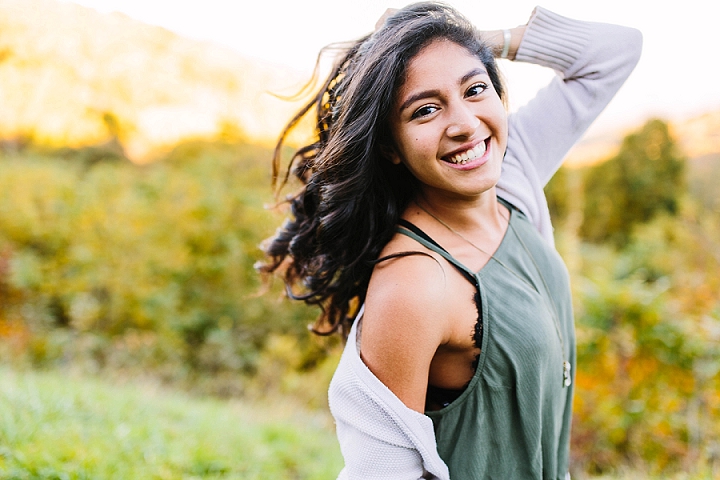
[399,39,484,93]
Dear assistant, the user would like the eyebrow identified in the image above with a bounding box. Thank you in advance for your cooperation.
[398,67,488,113]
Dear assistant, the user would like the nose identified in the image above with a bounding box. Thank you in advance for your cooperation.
[445,101,480,138]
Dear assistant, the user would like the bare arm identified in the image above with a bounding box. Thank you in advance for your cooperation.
[329,251,455,479]
[360,253,451,412]
[478,26,527,60]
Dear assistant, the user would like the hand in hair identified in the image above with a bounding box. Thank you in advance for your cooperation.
[375,8,398,31]
[476,26,527,60]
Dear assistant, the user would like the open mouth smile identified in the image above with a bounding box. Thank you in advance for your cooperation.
[443,139,488,165]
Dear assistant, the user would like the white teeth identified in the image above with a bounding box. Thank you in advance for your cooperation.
[447,142,486,164]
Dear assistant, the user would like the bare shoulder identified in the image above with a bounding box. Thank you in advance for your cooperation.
[359,233,453,411]
[366,232,453,330]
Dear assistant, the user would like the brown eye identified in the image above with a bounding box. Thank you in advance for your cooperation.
[411,104,439,119]
[466,82,488,98]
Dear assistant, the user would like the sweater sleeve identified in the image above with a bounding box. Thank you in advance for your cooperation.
[496,6,643,244]
[329,318,451,480]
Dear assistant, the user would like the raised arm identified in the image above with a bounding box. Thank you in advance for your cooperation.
[510,7,642,183]
[478,26,526,61]
[495,7,643,242]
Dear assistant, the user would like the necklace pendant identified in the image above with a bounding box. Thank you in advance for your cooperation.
[563,361,572,387]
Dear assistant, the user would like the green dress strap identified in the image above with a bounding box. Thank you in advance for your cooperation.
[395,225,478,286]
[395,196,516,282]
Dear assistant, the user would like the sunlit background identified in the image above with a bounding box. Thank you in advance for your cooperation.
[1,0,719,478]
[67,0,720,134]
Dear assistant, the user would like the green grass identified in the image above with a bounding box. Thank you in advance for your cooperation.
[2,367,716,480]
[0,367,343,479]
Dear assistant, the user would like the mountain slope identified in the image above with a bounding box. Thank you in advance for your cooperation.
[0,0,308,160]
[567,110,720,167]
[1,0,718,166]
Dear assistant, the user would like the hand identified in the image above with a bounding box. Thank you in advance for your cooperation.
[477,27,527,60]
[375,8,398,31]
[476,29,505,57]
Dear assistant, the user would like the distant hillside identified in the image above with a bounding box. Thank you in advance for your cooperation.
[673,110,720,159]
[566,112,720,213]
[567,110,720,167]
[0,0,310,160]
[1,0,719,166]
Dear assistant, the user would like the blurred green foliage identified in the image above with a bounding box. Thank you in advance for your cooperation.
[570,229,720,475]
[687,152,720,213]
[579,119,686,247]
[0,135,333,399]
[0,118,718,476]
[546,119,720,476]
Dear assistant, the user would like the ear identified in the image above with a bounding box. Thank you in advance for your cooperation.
[380,144,402,165]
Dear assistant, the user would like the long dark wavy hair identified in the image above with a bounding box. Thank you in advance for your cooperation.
[258,2,505,336]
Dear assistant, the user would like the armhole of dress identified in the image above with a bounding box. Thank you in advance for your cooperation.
[396,219,484,351]
[396,219,478,286]
[396,219,486,411]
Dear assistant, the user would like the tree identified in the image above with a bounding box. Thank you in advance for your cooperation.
[580,119,686,247]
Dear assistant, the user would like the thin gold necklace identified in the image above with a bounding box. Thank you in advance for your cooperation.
[415,200,572,388]
[414,201,502,258]
[414,200,519,278]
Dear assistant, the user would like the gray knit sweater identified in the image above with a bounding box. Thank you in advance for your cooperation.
[498,7,643,246]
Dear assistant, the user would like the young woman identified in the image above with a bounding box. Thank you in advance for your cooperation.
[260,3,642,478]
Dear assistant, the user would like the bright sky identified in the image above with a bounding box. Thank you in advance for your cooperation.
[67,0,719,135]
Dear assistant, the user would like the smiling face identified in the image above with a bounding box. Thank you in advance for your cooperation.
[389,39,508,203]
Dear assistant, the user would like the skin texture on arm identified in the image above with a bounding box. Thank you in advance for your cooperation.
[478,26,527,60]
[359,249,452,413]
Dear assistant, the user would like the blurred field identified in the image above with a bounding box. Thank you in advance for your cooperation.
[0,120,719,477]
[0,366,716,480]
[1,1,719,477]
[0,366,343,479]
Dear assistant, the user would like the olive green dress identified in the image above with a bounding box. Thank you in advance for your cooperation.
[397,200,576,479]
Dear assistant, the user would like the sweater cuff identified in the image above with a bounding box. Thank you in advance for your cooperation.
[514,6,591,74]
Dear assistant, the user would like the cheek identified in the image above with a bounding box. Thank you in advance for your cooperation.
[404,134,436,164]
[392,127,427,162]
[497,103,509,130]
[492,107,509,148]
